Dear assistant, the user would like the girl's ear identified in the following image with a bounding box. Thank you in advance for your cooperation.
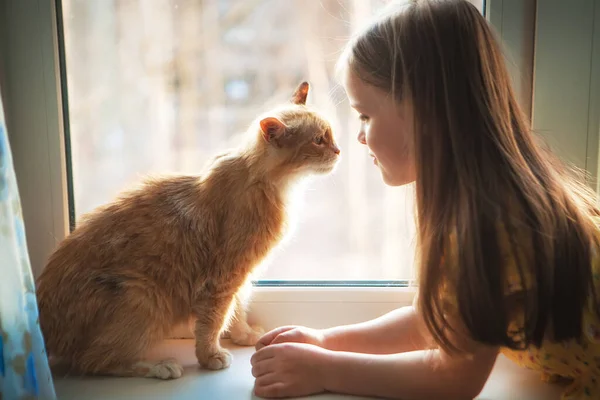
[259,117,287,146]
[291,81,309,105]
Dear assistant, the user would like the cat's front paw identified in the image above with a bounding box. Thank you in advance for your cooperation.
[198,349,232,370]
[146,358,184,380]
[230,324,265,346]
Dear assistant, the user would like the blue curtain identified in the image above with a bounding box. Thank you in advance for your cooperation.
[0,92,56,397]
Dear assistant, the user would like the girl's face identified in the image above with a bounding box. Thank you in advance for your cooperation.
[343,69,416,187]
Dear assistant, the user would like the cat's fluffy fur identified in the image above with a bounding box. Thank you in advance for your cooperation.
[36,82,340,379]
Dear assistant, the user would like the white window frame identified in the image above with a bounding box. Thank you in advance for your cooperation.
[1,0,544,329]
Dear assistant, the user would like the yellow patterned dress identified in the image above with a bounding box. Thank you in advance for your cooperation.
[498,226,600,399]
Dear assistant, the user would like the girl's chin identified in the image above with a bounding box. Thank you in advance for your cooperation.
[379,167,415,187]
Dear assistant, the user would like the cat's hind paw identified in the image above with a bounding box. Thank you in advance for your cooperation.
[141,358,184,380]
[230,325,264,347]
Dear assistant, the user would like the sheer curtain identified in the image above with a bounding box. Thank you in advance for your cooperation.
[0,85,56,398]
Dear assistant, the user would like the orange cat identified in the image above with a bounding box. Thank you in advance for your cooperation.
[36,82,340,379]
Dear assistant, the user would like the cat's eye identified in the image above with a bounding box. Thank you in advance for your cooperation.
[314,136,324,145]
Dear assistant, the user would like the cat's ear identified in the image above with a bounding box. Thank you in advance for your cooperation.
[291,81,309,105]
[259,117,287,145]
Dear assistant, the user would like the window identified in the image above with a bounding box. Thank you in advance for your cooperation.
[61,0,407,283]
[60,0,484,284]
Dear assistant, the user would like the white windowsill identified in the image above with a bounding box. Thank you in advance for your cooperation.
[248,286,417,331]
[53,339,563,400]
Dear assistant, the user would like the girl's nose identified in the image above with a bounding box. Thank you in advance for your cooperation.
[357,130,366,145]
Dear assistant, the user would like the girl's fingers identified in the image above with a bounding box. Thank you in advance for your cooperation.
[256,326,296,350]
[255,372,281,387]
[251,345,276,364]
[254,380,287,398]
[271,331,296,345]
[251,358,275,378]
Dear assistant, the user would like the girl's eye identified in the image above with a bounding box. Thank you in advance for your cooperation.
[314,136,324,145]
[359,114,370,122]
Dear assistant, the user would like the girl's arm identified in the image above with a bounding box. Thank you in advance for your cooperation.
[322,346,498,400]
[252,294,498,399]
[323,304,431,354]
[321,295,497,399]
[251,338,498,399]
[257,293,431,354]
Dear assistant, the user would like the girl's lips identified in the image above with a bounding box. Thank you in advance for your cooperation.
[369,153,378,165]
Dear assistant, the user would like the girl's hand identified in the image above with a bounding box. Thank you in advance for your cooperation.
[251,342,330,398]
[255,326,326,351]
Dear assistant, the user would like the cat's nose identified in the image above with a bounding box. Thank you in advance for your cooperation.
[332,144,341,155]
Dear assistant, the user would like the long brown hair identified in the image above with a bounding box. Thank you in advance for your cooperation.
[342,0,600,352]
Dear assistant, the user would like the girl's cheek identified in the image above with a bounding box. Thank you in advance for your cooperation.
[366,127,382,153]
[364,124,374,146]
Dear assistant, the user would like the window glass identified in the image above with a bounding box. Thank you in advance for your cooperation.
[62,0,484,281]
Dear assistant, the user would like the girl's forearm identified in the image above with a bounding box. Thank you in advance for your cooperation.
[322,306,431,354]
[318,349,497,400]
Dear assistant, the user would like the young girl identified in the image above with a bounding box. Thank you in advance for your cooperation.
[250,0,600,399]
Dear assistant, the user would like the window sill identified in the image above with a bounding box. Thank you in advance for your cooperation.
[248,286,417,330]
[53,339,563,400]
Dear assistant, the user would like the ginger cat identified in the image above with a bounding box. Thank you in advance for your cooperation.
[36,82,340,379]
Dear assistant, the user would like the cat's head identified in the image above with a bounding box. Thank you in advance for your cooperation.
[256,82,341,176]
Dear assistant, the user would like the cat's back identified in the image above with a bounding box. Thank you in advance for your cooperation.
[37,175,206,284]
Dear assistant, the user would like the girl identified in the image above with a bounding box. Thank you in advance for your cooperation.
[250,0,600,399]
